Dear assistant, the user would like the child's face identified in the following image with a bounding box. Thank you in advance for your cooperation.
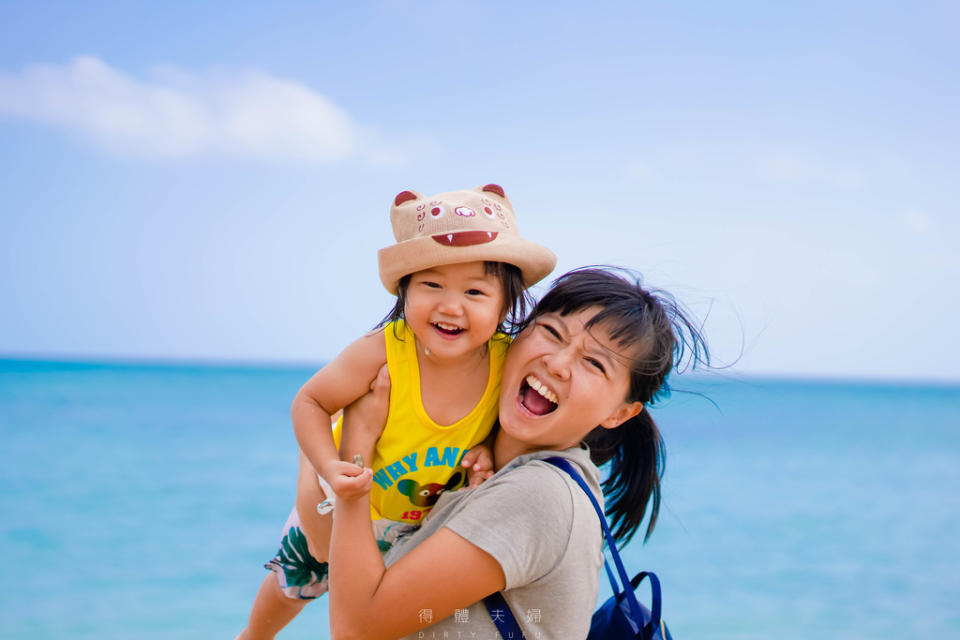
[404,261,506,362]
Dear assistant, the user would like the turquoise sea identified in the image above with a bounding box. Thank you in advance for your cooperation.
[1,359,958,639]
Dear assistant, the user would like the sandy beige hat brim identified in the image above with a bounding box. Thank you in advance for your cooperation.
[378,236,556,295]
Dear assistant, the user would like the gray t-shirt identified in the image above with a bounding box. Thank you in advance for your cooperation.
[383,446,604,640]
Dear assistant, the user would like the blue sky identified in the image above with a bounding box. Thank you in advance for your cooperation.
[1,0,957,380]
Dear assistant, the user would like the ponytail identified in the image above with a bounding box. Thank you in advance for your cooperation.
[584,410,664,546]
[529,267,710,547]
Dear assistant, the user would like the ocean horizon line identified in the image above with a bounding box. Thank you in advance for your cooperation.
[2,352,959,390]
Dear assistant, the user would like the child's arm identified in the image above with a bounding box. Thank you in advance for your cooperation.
[291,331,387,497]
[335,364,391,498]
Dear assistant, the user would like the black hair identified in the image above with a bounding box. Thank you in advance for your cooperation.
[522,266,709,546]
[377,261,532,336]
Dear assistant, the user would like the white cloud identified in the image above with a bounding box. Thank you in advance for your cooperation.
[0,56,401,164]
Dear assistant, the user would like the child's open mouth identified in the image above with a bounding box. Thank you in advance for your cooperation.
[432,322,465,337]
[519,375,558,416]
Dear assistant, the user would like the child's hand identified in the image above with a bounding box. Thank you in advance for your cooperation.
[330,462,373,501]
[461,444,494,488]
[322,459,372,501]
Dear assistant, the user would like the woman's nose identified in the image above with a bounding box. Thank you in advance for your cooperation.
[543,345,574,380]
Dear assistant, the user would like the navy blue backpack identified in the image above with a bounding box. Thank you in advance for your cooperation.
[483,457,673,640]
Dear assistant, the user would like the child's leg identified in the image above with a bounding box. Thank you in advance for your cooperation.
[235,573,309,640]
[238,408,373,639]
[295,449,334,562]
[239,482,332,639]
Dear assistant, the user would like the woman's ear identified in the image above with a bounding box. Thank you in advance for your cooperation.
[599,402,644,430]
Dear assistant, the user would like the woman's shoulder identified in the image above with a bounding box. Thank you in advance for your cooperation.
[462,451,604,588]
[501,449,600,490]
[477,450,601,518]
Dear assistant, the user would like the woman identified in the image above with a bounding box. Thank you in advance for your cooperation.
[329,267,707,639]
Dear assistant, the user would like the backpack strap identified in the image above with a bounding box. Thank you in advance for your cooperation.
[482,456,661,637]
[482,591,524,637]
[630,571,664,639]
[544,457,649,625]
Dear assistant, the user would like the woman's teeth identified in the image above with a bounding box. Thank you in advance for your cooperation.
[525,375,558,404]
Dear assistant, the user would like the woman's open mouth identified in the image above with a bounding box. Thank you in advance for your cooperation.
[519,375,558,416]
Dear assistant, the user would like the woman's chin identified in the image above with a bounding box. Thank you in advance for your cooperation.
[499,398,553,444]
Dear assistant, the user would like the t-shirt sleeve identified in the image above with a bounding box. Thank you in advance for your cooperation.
[443,463,576,590]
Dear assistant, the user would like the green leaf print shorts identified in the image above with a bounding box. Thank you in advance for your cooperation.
[265,506,416,600]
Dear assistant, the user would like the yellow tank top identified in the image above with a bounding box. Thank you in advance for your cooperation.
[334,320,510,524]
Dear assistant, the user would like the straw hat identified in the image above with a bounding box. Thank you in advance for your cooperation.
[377,184,556,294]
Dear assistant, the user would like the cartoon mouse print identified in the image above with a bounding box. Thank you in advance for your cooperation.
[397,471,466,508]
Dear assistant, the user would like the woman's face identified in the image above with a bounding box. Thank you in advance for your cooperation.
[498,306,643,452]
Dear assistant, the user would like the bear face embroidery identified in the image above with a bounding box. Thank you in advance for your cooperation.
[390,184,513,246]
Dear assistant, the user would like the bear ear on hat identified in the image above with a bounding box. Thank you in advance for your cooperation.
[394,190,420,206]
[482,184,506,198]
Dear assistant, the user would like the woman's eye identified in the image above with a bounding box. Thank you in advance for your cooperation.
[540,323,561,339]
[585,357,606,374]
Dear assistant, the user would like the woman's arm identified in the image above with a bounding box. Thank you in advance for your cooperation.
[330,493,505,639]
[328,369,506,640]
